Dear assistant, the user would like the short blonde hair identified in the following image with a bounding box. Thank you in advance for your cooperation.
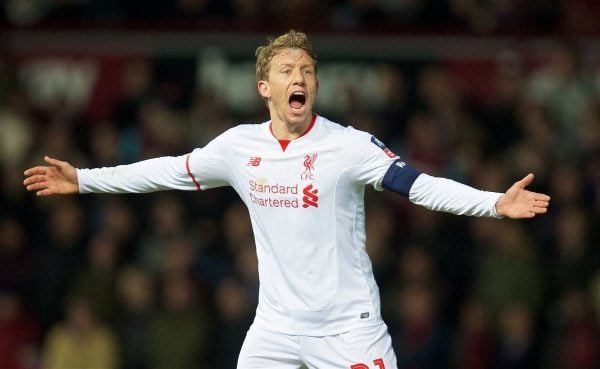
[255,29,317,81]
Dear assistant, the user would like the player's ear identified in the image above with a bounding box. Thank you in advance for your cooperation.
[258,80,270,99]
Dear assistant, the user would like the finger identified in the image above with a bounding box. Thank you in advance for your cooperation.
[24,166,50,177]
[530,192,551,201]
[514,173,534,189]
[24,174,48,186]
[26,181,49,192]
[44,156,69,169]
[534,195,551,203]
[531,207,548,214]
[36,188,56,197]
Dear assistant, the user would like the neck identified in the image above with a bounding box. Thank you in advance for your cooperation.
[270,115,314,140]
[270,113,317,141]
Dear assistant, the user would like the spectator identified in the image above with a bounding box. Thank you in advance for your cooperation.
[365,202,397,284]
[91,196,140,262]
[473,221,544,319]
[454,298,494,369]
[116,266,155,369]
[0,217,34,299]
[137,193,188,276]
[41,295,119,369]
[526,42,597,159]
[544,289,600,369]
[390,283,452,369]
[0,291,40,369]
[213,277,254,368]
[480,49,524,156]
[31,198,86,329]
[148,272,211,369]
[508,103,556,181]
[550,205,598,293]
[492,303,539,369]
[68,232,122,325]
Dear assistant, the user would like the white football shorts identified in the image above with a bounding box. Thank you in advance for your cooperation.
[237,322,397,369]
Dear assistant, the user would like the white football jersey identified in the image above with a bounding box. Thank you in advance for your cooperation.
[78,114,502,336]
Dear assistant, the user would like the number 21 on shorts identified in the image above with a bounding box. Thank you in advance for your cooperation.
[350,358,385,369]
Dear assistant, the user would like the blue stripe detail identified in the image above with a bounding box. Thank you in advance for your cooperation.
[382,160,421,197]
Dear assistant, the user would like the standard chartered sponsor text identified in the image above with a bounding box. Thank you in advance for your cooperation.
[249,180,299,208]
[249,180,298,194]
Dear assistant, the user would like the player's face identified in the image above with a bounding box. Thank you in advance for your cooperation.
[258,48,318,130]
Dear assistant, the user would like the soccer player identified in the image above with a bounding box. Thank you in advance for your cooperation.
[24,30,550,369]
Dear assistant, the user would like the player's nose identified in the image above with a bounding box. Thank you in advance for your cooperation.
[292,68,305,85]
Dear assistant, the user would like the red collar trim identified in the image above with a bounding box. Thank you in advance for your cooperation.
[278,139,291,151]
[270,114,316,151]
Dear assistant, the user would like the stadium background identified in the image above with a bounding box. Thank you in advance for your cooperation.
[1,1,599,368]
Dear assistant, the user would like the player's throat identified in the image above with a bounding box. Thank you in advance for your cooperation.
[271,114,316,151]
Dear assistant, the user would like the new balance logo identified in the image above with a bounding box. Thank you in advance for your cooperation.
[247,157,262,166]
[302,184,319,208]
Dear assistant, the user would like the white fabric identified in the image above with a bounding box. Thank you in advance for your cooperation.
[77,115,502,336]
[409,174,503,218]
[237,322,396,369]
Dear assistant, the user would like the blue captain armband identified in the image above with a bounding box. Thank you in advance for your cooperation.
[382,159,422,197]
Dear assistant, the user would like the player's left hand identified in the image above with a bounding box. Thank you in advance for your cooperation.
[495,173,550,218]
[23,156,79,196]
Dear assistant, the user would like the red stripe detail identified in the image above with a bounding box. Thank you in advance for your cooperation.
[186,155,201,191]
[270,114,317,151]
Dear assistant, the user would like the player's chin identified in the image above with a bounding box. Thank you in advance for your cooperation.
[287,108,310,123]
[290,101,315,117]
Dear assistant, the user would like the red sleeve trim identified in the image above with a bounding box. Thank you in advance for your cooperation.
[186,154,202,191]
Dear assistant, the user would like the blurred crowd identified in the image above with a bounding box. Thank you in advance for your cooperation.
[3,0,600,36]
[2,13,600,369]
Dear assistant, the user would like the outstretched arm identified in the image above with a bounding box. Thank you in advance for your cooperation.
[495,173,550,218]
[23,156,79,196]
[383,160,550,219]
[25,151,230,195]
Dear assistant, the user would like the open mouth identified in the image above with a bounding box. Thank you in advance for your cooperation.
[289,92,306,110]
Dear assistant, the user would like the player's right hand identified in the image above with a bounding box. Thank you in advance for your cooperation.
[23,156,79,196]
